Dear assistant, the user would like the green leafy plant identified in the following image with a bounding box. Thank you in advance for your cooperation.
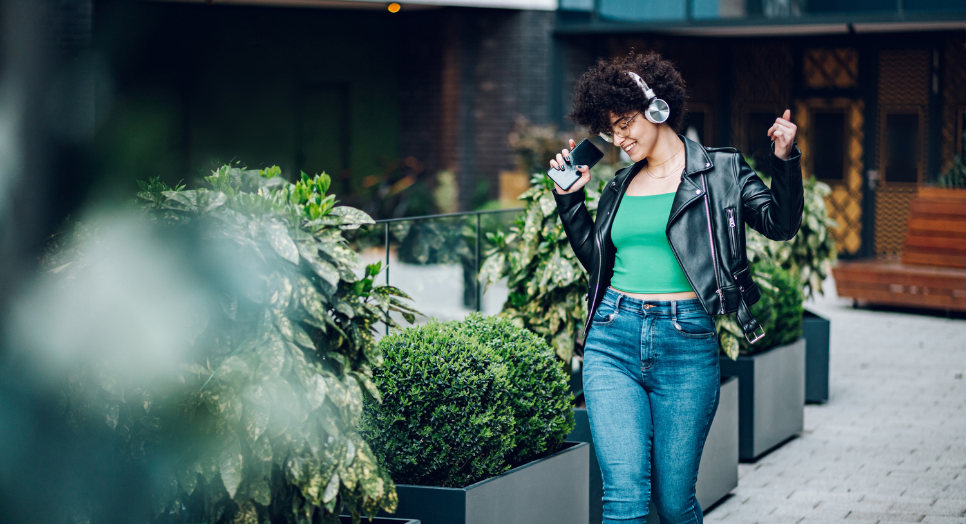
[480,172,602,363]
[935,134,966,189]
[716,259,804,358]
[360,314,574,488]
[478,164,635,363]
[747,176,837,300]
[742,158,838,300]
[57,165,419,524]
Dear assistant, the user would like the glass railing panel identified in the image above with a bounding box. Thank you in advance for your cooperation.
[479,210,521,316]
[348,209,523,331]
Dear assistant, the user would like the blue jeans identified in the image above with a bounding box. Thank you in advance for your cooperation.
[583,288,720,524]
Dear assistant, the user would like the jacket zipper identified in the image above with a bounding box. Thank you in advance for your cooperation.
[584,174,634,336]
[727,208,738,261]
[701,174,725,314]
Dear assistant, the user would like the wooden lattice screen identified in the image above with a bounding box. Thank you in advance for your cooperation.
[875,48,930,255]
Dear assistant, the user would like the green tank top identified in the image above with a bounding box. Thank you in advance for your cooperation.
[610,192,694,294]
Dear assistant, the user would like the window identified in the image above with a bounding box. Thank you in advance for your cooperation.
[883,112,920,184]
[811,110,846,182]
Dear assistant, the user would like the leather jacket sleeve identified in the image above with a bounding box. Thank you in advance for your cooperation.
[739,145,804,242]
[552,188,595,273]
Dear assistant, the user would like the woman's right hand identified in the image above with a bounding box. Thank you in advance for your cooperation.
[549,138,591,194]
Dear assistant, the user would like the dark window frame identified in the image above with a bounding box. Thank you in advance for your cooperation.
[809,108,849,183]
[879,106,925,186]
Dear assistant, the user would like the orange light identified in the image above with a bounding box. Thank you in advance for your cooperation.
[388,2,401,12]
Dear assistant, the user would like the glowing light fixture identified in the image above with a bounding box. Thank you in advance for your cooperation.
[388,2,401,12]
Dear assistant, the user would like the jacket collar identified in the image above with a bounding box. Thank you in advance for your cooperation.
[681,135,714,177]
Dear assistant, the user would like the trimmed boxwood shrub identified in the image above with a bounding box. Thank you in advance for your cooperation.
[438,314,575,466]
[360,314,574,488]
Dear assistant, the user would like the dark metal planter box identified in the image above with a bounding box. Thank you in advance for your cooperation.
[340,518,419,524]
[569,377,739,524]
[379,441,589,524]
[719,337,805,462]
[802,309,831,403]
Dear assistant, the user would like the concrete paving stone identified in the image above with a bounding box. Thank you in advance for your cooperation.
[787,490,867,503]
[810,501,899,515]
[798,517,879,524]
[846,511,926,522]
[921,518,966,523]
[930,501,966,515]
[888,502,965,517]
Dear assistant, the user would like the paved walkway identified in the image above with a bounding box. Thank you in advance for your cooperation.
[706,281,966,524]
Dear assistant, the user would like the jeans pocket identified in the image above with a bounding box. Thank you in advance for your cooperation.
[592,303,619,326]
[673,314,715,339]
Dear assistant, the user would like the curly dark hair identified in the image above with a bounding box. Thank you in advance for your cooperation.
[569,51,688,134]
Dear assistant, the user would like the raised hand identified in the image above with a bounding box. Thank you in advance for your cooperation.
[548,139,592,194]
[767,109,797,161]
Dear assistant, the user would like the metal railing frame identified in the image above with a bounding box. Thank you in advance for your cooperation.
[373,207,524,314]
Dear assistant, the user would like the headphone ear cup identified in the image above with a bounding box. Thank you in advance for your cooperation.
[645,98,670,124]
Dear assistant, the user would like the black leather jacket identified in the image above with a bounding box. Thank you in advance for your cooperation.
[553,136,804,341]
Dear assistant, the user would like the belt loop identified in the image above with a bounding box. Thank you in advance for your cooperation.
[613,291,624,312]
[671,300,680,329]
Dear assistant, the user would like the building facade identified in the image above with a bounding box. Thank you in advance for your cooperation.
[553,0,966,258]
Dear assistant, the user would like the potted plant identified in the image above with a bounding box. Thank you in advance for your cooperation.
[360,314,587,524]
[744,172,836,404]
[717,260,806,462]
[46,165,420,524]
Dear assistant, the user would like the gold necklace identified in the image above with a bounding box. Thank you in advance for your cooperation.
[645,157,684,180]
[646,143,685,168]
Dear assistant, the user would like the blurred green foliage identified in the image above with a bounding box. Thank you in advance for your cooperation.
[53,165,419,524]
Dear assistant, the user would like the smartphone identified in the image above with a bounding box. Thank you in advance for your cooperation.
[546,139,605,191]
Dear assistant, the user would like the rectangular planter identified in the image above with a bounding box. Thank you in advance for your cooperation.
[341,518,419,524]
[802,309,830,403]
[380,441,589,524]
[719,337,806,462]
[570,376,739,524]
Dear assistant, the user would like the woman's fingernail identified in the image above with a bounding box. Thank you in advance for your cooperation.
[565,156,571,161]
[576,165,588,169]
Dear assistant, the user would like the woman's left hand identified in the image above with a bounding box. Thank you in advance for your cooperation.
[767,109,797,161]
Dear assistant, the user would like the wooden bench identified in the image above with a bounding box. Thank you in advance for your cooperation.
[832,188,966,312]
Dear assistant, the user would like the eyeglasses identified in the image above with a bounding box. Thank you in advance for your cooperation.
[599,110,642,143]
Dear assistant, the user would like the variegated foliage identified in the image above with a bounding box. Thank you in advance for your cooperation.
[480,169,614,364]
[55,166,418,524]
[741,164,838,300]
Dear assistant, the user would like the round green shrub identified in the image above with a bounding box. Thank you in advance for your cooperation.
[437,314,575,466]
[360,320,515,488]
[360,314,574,488]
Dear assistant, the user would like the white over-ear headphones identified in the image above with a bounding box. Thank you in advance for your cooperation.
[626,71,670,124]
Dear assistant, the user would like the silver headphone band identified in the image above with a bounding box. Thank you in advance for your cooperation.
[626,71,656,101]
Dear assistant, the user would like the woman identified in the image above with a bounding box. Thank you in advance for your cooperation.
[548,52,803,524]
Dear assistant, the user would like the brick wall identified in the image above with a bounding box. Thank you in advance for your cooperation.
[398,7,555,210]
